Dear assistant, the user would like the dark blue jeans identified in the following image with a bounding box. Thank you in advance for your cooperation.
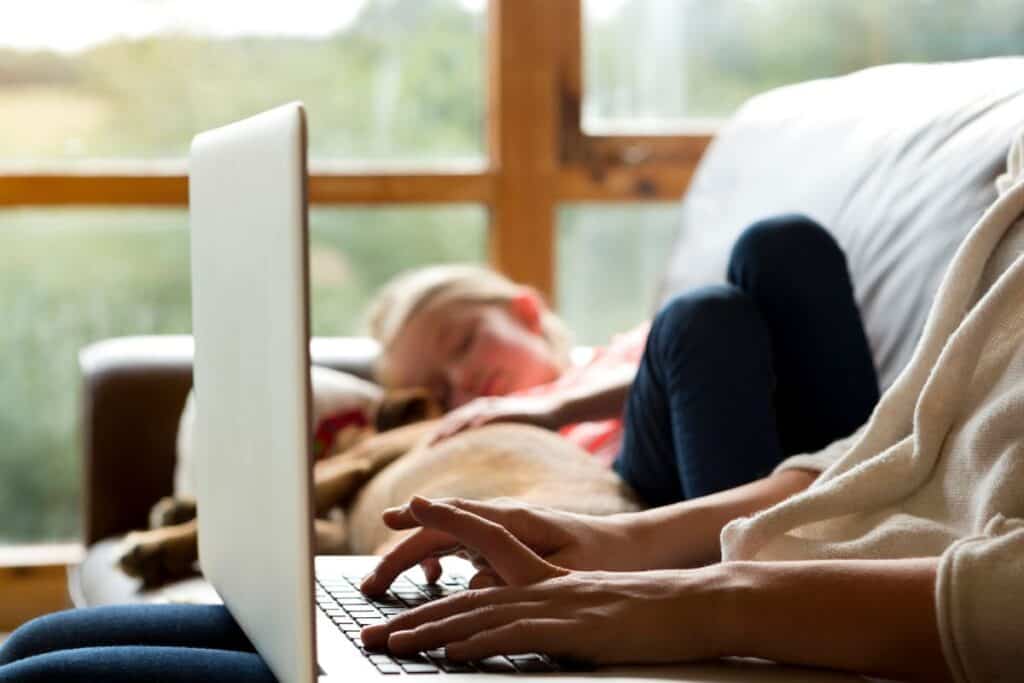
[0,605,275,682]
[613,214,880,506]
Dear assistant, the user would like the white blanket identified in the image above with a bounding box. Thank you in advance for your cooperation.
[720,130,1024,683]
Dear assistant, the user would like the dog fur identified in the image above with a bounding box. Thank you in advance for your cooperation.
[117,393,641,587]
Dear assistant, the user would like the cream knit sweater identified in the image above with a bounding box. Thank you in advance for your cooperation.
[720,131,1024,683]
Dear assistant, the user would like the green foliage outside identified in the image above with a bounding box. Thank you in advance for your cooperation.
[2,0,1023,541]
[0,0,484,161]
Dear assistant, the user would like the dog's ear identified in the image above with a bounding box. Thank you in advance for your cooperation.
[375,388,444,432]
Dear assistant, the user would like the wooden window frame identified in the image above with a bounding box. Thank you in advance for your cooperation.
[0,0,712,628]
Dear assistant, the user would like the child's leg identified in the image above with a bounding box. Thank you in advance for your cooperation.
[613,214,879,507]
[726,214,879,456]
[612,284,781,506]
[0,605,276,683]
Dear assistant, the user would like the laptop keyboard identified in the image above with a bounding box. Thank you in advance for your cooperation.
[315,572,560,675]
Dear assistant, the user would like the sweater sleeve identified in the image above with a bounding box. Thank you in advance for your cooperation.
[770,424,865,477]
[936,516,1024,683]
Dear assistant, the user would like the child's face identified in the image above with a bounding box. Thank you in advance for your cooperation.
[385,294,562,409]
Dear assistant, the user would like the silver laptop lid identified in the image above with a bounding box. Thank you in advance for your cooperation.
[189,102,316,683]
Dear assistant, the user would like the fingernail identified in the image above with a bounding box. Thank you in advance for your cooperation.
[388,630,413,651]
[361,624,385,648]
[410,495,431,507]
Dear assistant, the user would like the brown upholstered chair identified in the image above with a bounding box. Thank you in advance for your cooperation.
[69,335,380,606]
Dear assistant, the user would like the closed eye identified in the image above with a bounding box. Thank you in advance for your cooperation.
[453,321,477,358]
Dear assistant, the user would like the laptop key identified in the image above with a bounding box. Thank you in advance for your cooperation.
[375,664,402,675]
[476,656,517,673]
[400,664,439,674]
[511,657,558,673]
[369,598,404,608]
[401,598,429,607]
[355,617,385,626]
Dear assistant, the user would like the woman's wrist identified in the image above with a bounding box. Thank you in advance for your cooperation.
[651,563,751,660]
[613,503,722,569]
[613,469,820,570]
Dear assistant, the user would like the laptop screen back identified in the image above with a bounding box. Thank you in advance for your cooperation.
[189,102,316,683]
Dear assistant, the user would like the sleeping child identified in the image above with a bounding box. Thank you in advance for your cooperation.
[364,212,880,506]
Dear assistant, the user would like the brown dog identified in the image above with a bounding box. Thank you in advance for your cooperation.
[117,391,641,587]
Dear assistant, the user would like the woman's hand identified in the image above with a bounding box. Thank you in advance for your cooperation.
[360,497,648,594]
[429,395,563,445]
[359,496,733,666]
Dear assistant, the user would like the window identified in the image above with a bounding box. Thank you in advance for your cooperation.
[583,0,1024,131]
[0,0,489,545]
[557,204,677,344]
[0,206,485,543]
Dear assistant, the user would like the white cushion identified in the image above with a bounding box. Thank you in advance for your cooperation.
[174,367,382,496]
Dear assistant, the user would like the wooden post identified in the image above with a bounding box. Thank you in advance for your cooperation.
[486,0,562,303]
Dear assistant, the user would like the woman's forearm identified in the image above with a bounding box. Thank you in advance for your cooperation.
[719,558,952,682]
[620,468,818,569]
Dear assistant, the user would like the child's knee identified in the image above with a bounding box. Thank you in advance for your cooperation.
[650,285,764,361]
[728,214,842,283]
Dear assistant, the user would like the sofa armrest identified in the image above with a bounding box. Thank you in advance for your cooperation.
[77,334,380,544]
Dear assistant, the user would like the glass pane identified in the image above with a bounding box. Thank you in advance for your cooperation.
[584,0,1024,131]
[0,206,485,542]
[309,207,487,336]
[0,0,486,163]
[557,204,678,345]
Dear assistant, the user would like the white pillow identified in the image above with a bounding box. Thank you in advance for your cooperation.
[174,366,383,496]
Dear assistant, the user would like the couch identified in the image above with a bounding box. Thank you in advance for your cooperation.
[70,57,1024,608]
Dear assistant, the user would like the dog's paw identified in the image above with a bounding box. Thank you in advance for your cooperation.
[116,528,198,587]
[148,496,197,529]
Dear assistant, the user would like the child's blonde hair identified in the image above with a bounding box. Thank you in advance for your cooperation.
[365,264,572,386]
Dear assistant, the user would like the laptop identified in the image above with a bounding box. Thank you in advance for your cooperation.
[187,103,865,683]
